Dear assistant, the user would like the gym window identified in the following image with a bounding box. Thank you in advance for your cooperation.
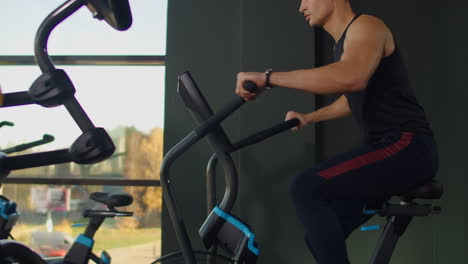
[0,0,167,262]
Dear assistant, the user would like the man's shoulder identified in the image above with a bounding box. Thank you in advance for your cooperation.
[346,14,391,40]
[352,14,390,33]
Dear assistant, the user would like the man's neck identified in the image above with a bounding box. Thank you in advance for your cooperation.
[322,4,356,43]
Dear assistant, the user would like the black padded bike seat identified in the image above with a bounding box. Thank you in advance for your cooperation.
[90,192,133,208]
[401,180,443,201]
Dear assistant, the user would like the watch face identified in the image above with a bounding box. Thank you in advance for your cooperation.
[265,69,273,88]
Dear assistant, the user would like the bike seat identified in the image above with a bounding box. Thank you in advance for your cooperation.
[90,192,133,208]
[400,180,443,202]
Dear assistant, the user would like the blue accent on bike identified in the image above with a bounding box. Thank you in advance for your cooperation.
[0,201,9,220]
[71,223,87,228]
[361,225,381,231]
[213,206,260,256]
[363,209,377,215]
[76,234,94,248]
[0,201,17,220]
[101,252,110,264]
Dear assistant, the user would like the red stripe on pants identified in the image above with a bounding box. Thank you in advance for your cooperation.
[318,132,414,179]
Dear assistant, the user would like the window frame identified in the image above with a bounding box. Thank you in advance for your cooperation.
[0,55,165,187]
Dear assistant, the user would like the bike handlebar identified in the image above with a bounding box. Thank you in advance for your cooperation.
[231,118,300,152]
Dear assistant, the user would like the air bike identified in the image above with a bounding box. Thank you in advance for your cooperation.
[0,1,134,263]
[153,71,300,264]
[154,71,444,264]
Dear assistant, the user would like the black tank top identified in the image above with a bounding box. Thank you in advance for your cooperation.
[333,14,433,142]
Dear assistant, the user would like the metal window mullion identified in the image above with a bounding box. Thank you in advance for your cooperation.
[0,55,166,66]
[2,177,161,187]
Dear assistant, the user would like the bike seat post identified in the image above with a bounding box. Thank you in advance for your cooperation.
[368,180,443,264]
[64,211,106,264]
[84,211,107,239]
[369,214,414,264]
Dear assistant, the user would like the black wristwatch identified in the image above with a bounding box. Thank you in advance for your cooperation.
[265,69,273,90]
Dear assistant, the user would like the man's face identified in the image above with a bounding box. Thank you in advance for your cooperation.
[299,0,334,27]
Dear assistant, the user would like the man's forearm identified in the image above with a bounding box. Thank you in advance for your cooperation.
[270,62,366,95]
[304,95,352,124]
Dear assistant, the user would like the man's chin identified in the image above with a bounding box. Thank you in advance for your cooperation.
[307,19,323,28]
[309,22,322,28]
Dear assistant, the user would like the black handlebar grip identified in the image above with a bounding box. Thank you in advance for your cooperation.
[243,81,258,93]
[42,134,55,142]
[285,118,301,128]
[0,121,14,128]
[266,118,301,133]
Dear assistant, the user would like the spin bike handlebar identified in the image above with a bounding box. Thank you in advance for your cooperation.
[3,0,132,107]
[0,149,70,172]
[0,134,57,177]
[231,118,300,152]
[0,121,14,128]
[0,126,114,178]
[1,134,55,154]
[0,0,135,178]
[1,92,33,107]
[192,81,257,137]
[34,0,131,73]
[32,0,121,132]
[1,0,132,131]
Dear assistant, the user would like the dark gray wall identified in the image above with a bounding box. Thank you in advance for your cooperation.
[163,0,467,263]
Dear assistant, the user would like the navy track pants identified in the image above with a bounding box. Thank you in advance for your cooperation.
[289,131,439,264]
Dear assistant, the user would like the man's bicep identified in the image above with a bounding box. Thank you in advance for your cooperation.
[340,18,387,84]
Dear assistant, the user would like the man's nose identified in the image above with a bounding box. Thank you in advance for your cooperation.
[299,0,305,13]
